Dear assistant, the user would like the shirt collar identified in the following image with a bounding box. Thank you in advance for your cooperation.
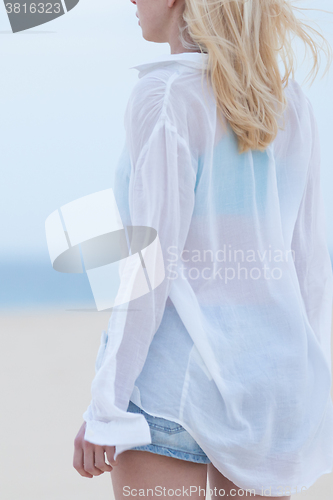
[130,52,209,77]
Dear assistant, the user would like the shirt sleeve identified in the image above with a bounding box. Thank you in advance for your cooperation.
[291,96,333,370]
[82,112,198,453]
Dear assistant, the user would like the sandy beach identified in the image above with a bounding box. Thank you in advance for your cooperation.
[1,309,332,500]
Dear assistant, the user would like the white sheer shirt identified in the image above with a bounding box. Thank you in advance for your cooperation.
[83,52,333,496]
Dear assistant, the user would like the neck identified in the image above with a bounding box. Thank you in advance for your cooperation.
[168,17,200,55]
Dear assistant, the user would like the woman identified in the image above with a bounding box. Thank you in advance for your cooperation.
[73,1,333,498]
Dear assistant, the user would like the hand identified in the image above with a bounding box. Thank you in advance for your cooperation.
[73,421,119,478]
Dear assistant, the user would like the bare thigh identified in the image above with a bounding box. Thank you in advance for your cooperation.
[111,450,208,500]
[207,463,291,500]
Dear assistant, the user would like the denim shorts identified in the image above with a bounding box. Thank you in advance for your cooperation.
[126,400,211,464]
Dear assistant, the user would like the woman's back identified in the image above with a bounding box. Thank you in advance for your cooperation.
[121,51,330,346]
[83,52,333,496]
[97,51,333,493]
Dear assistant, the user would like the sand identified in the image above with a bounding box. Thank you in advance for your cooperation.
[0,308,332,500]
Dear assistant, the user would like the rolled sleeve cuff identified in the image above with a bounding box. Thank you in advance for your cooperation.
[82,406,152,455]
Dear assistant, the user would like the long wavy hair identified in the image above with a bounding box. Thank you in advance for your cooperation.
[179,0,332,153]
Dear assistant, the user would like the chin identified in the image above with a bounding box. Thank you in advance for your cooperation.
[141,29,154,42]
[143,35,156,42]
[142,31,165,43]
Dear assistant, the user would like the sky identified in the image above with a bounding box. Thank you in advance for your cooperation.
[0,0,333,264]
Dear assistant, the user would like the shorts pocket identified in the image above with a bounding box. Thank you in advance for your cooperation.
[128,400,184,434]
[141,409,185,434]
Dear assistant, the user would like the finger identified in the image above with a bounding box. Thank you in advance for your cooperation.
[73,445,93,478]
[105,446,118,466]
[83,443,104,476]
[94,446,113,472]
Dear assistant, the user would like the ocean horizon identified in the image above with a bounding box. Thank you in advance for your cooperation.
[1,252,333,311]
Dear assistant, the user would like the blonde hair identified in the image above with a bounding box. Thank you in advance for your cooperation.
[179,0,333,153]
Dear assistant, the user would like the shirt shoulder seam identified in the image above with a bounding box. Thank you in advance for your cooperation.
[134,117,193,171]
